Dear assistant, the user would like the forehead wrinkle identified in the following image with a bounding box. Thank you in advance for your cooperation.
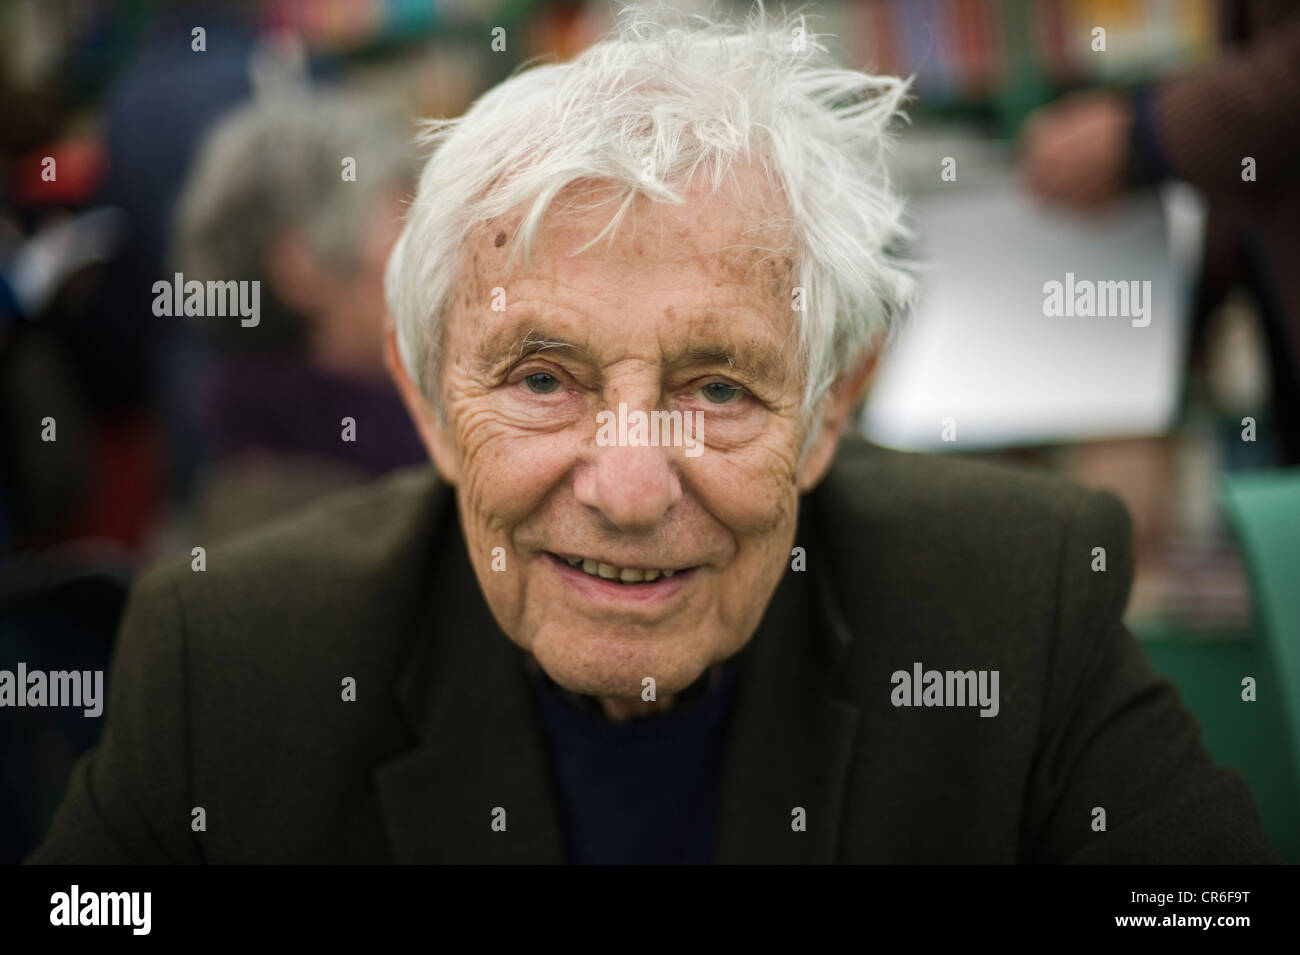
[663,300,793,382]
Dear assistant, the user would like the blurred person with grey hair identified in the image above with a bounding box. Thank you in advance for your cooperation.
[172,88,425,540]
[29,3,1278,864]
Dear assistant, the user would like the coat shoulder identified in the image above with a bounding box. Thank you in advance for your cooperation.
[808,435,1136,671]
[815,434,1132,555]
[141,465,449,662]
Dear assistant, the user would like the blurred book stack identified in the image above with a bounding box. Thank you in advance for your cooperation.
[826,0,1216,131]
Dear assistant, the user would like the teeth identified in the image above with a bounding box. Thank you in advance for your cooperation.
[559,555,682,584]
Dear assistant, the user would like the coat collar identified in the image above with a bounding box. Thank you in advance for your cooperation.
[374,483,861,863]
[374,490,566,863]
[713,526,861,863]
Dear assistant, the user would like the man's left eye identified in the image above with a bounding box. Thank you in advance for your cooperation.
[700,381,742,404]
[522,372,562,395]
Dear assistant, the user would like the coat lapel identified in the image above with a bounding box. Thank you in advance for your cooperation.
[373,496,565,863]
[715,528,862,864]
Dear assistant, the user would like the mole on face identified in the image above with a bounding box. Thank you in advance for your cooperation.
[494,231,507,248]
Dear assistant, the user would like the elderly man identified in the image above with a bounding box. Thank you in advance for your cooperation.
[28,7,1277,864]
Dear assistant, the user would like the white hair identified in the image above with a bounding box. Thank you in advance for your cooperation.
[385,0,914,424]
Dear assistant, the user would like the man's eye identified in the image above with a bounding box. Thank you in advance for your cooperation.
[700,381,742,404]
[521,372,562,395]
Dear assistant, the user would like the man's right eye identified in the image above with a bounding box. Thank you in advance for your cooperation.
[521,372,562,395]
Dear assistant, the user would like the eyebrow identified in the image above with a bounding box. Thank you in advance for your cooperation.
[477,325,786,384]
[666,344,785,383]
[475,328,592,378]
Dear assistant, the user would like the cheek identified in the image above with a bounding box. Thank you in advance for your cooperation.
[452,412,579,533]
[688,432,802,540]
[708,451,801,628]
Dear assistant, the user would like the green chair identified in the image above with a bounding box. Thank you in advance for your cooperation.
[1221,469,1300,854]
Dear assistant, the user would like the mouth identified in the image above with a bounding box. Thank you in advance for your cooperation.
[544,552,699,603]
[550,553,687,584]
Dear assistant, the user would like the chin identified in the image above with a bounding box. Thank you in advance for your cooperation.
[528,627,716,701]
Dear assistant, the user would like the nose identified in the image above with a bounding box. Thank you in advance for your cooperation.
[573,435,683,533]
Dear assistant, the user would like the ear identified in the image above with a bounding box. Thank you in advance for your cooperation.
[794,347,880,493]
[384,326,461,486]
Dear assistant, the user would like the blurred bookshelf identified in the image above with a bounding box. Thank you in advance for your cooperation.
[821,0,1217,133]
[30,1,1221,133]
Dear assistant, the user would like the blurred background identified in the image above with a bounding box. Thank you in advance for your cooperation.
[1,0,1296,863]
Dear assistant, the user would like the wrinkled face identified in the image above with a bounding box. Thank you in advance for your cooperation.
[406,176,842,700]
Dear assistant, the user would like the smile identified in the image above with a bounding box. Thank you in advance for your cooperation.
[554,554,679,584]
[544,552,698,602]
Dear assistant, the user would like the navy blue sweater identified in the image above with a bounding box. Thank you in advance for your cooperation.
[527,659,739,865]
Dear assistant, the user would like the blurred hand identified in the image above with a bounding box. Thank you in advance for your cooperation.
[1019,92,1133,210]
